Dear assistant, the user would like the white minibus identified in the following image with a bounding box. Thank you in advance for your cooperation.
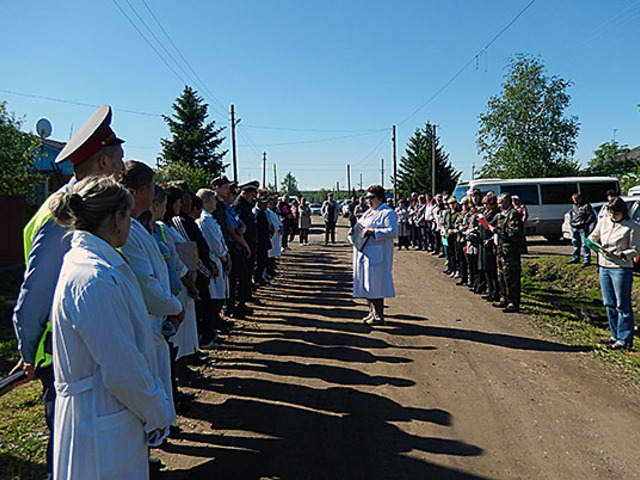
[452,177,620,240]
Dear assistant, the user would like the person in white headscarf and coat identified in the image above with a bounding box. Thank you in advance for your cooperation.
[49,176,175,480]
[350,184,398,326]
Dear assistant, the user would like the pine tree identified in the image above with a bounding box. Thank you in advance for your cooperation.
[397,124,460,196]
[280,171,301,196]
[159,86,228,176]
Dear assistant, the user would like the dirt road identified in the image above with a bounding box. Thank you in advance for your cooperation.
[157,223,640,479]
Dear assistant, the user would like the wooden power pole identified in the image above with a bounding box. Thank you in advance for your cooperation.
[230,105,241,183]
[392,125,397,202]
[262,152,267,188]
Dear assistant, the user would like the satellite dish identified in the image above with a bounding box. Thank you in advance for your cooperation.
[36,118,52,138]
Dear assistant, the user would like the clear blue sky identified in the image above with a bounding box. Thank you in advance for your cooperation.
[2,0,639,190]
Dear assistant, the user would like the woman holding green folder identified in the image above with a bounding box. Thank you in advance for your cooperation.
[588,197,640,350]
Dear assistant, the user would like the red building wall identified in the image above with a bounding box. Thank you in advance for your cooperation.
[1,196,27,267]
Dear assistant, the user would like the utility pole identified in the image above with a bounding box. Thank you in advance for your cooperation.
[381,158,384,188]
[346,164,351,194]
[230,105,241,183]
[359,173,363,192]
[431,124,436,196]
[471,162,475,180]
[336,181,340,198]
[273,164,277,192]
[392,125,397,202]
[262,152,267,188]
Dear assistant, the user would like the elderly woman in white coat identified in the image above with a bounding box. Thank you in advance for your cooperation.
[120,161,184,419]
[350,185,398,325]
[49,176,175,480]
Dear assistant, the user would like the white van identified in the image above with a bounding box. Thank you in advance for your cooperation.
[452,176,620,240]
[627,185,640,196]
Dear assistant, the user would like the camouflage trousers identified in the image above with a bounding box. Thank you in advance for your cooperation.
[497,248,521,307]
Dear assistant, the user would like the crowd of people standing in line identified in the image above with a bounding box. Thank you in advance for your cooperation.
[391,190,527,313]
[8,105,322,480]
[389,188,638,350]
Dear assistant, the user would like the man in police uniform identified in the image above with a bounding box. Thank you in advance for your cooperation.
[11,105,124,476]
[490,192,525,313]
[235,180,260,282]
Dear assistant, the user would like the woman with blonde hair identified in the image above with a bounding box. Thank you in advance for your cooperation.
[49,176,174,479]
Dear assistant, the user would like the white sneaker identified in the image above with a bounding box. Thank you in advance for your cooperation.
[364,316,385,325]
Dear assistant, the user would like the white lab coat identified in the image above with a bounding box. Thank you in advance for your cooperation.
[52,231,174,480]
[266,209,283,258]
[196,210,229,299]
[120,218,182,415]
[156,222,199,359]
[352,204,398,299]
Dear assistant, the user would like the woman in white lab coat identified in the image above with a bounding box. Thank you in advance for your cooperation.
[120,161,184,418]
[49,176,175,480]
[351,185,398,326]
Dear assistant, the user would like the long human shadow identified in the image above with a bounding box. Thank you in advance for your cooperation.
[164,377,488,480]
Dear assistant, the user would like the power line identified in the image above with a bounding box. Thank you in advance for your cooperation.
[351,129,392,169]
[399,0,537,126]
[139,0,227,113]
[0,88,163,118]
[254,130,385,148]
[242,124,387,133]
[111,0,189,87]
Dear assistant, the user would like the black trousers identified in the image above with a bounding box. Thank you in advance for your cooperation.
[195,274,215,344]
[325,221,336,243]
[299,228,309,244]
[38,366,55,475]
[228,247,252,311]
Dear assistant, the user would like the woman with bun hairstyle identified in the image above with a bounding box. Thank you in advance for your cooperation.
[49,176,175,480]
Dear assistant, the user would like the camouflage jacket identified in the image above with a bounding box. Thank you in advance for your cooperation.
[495,207,525,251]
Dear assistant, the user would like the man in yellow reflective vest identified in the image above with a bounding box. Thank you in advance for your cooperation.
[11,105,125,477]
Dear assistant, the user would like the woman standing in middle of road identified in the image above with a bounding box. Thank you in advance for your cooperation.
[350,185,398,326]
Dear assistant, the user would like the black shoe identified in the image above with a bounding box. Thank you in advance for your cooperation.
[456,280,467,286]
[567,259,579,264]
[492,302,507,308]
[502,304,520,313]
[236,304,254,315]
[607,342,631,351]
[599,337,616,345]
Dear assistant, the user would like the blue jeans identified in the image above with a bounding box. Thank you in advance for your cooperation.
[599,267,634,347]
[571,225,591,263]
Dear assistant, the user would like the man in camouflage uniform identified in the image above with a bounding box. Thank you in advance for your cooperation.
[491,192,525,313]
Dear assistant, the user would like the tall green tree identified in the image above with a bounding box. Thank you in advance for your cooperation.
[477,54,580,178]
[397,123,461,195]
[159,86,228,176]
[280,171,301,196]
[584,140,635,176]
[0,101,42,205]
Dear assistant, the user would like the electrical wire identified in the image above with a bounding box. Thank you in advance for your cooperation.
[139,0,227,113]
[399,0,537,126]
[242,124,387,133]
[0,88,163,117]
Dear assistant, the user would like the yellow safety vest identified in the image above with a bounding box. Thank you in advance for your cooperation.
[22,195,55,368]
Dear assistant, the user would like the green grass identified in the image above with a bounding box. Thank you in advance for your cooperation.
[522,255,640,379]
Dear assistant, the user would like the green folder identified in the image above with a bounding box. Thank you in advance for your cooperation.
[583,237,605,254]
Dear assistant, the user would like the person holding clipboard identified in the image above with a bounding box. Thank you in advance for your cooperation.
[349,185,398,326]
[588,196,640,350]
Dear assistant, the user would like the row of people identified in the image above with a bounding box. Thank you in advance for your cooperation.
[10,106,291,479]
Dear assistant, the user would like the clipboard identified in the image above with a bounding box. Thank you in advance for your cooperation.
[349,223,370,252]
[583,237,607,255]
[175,241,198,270]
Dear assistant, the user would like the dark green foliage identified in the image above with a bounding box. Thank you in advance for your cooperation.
[397,123,460,195]
[280,171,300,196]
[477,54,580,178]
[158,86,228,176]
[0,102,43,206]
[584,140,636,176]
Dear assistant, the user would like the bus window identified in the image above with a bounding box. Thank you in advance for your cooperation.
[473,184,499,198]
[452,185,468,201]
[540,183,577,204]
[501,184,539,205]
[579,181,620,203]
